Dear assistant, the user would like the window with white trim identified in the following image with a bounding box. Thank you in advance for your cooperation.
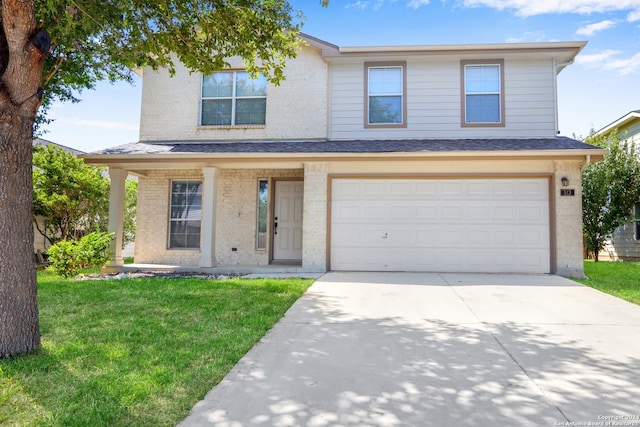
[462,60,504,126]
[365,62,406,127]
[169,180,202,249]
[201,71,267,126]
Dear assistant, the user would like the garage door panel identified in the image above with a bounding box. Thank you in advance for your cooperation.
[332,248,442,271]
[332,225,386,248]
[331,178,551,273]
[336,202,548,225]
[334,224,548,249]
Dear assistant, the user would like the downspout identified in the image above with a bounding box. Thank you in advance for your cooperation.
[325,59,332,140]
[554,58,575,136]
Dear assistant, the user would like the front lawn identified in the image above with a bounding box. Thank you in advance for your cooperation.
[0,271,313,426]
[575,260,640,305]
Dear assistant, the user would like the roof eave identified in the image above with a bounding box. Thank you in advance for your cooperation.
[594,111,640,137]
[82,148,606,166]
[338,41,587,55]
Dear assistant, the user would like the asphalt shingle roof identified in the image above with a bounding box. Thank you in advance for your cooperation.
[90,137,601,156]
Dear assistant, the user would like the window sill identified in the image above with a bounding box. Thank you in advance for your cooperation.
[364,123,407,129]
[166,248,200,251]
[461,122,505,128]
[198,125,266,130]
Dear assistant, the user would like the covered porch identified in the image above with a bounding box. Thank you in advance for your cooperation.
[89,156,329,275]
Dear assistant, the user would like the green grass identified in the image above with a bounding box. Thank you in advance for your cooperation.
[0,271,313,426]
[575,260,640,305]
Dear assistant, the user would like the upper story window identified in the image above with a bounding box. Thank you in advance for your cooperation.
[201,71,267,126]
[364,62,407,128]
[461,59,505,127]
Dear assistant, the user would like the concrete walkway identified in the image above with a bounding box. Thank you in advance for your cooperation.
[179,272,640,427]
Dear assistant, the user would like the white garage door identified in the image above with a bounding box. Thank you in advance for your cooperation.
[331,178,550,273]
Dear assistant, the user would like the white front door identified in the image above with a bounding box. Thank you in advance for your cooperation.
[273,180,304,261]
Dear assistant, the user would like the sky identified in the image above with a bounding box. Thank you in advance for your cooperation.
[42,0,640,153]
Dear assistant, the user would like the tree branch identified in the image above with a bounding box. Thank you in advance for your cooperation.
[1,0,46,112]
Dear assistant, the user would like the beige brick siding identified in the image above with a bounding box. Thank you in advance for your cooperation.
[135,168,303,266]
[302,163,329,271]
[215,169,303,265]
[554,161,584,278]
[135,170,202,265]
[139,45,328,142]
[134,159,585,278]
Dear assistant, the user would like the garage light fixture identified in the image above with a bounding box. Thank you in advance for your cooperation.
[561,177,569,187]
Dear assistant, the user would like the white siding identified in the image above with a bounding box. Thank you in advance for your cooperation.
[603,224,640,260]
[621,120,640,143]
[330,58,558,140]
[139,45,328,142]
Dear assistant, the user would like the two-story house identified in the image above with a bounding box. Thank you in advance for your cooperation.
[84,34,606,278]
[593,110,640,261]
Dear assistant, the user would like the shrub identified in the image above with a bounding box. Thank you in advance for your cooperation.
[47,232,114,278]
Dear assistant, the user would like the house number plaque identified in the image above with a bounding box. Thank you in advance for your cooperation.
[560,189,575,196]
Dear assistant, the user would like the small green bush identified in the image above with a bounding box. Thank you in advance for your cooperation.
[47,232,114,278]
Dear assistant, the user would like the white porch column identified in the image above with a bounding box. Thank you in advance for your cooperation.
[302,162,328,272]
[106,168,127,268]
[199,167,218,268]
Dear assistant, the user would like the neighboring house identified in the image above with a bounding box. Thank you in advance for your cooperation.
[592,110,640,261]
[32,138,84,255]
[83,34,606,278]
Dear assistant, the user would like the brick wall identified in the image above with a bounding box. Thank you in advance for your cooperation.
[302,162,328,271]
[135,170,202,265]
[554,161,584,278]
[216,169,303,265]
[139,45,328,142]
[135,168,303,266]
[135,161,586,277]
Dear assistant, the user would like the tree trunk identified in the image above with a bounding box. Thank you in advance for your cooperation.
[0,117,40,357]
[0,0,46,357]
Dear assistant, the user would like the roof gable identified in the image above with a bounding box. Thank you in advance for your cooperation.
[594,110,640,137]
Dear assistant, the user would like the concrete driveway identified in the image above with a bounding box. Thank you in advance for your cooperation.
[179,272,640,427]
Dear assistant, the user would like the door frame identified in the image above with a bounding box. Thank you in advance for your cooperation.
[270,178,304,264]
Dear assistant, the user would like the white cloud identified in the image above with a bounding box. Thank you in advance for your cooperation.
[462,0,640,17]
[576,49,621,64]
[576,49,640,75]
[604,51,640,75]
[346,0,386,9]
[408,0,430,8]
[346,0,640,16]
[628,9,640,21]
[576,19,617,36]
[346,1,370,10]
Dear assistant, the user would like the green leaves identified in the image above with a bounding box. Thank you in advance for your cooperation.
[46,231,114,278]
[582,131,640,260]
[32,144,137,246]
[34,0,304,129]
